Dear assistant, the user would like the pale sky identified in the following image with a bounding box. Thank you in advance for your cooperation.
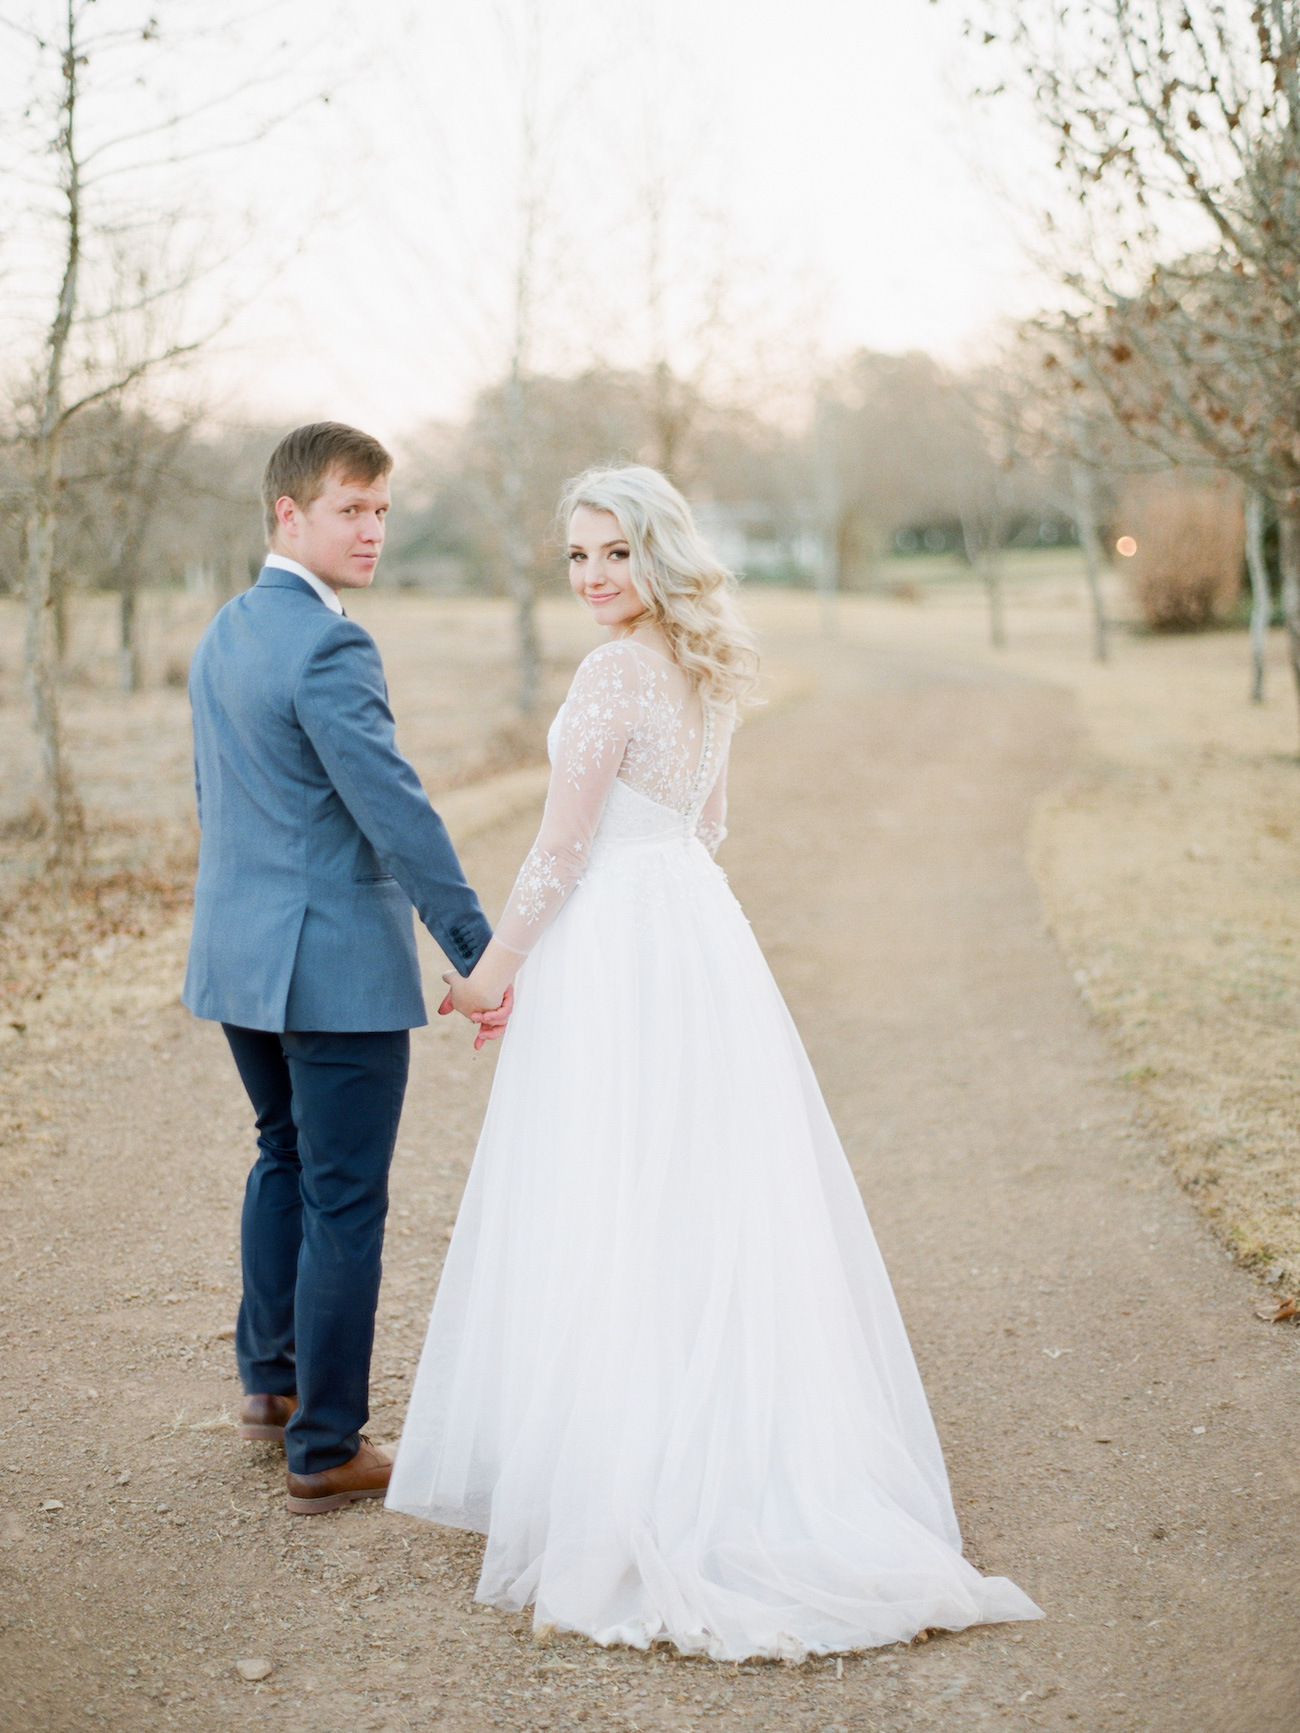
[7,0,1057,442]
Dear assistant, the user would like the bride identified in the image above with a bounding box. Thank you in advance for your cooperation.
[386,465,1041,1659]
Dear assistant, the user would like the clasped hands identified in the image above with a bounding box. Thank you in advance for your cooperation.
[439,971,514,1051]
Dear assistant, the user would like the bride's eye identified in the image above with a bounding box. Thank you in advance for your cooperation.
[610,547,629,560]
[569,550,585,562]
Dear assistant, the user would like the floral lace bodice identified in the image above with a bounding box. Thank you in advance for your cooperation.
[494,640,733,954]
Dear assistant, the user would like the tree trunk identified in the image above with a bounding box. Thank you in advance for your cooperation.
[501,330,541,713]
[983,557,1006,649]
[118,566,142,693]
[1278,508,1300,748]
[959,510,1005,648]
[1070,461,1109,663]
[19,2,85,869]
[813,492,840,637]
[815,539,839,637]
[52,564,70,663]
[1245,490,1270,704]
[113,497,159,692]
[812,421,840,637]
[112,426,181,679]
[23,451,85,870]
[652,359,681,482]
[507,548,541,715]
[501,424,540,714]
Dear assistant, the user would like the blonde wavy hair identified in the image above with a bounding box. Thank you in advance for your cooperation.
[558,464,759,711]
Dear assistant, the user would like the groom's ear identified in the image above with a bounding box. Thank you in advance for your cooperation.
[271,494,300,544]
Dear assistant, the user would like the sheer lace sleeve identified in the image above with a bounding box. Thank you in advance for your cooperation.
[494,642,642,955]
[695,737,729,856]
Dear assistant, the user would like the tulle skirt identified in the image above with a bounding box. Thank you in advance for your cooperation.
[386,827,1042,1659]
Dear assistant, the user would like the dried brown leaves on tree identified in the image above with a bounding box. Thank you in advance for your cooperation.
[963,0,1300,731]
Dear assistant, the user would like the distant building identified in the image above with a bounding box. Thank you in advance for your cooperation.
[691,501,823,585]
[892,514,1079,558]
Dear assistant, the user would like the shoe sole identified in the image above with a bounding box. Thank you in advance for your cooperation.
[285,1485,388,1517]
[239,1424,286,1442]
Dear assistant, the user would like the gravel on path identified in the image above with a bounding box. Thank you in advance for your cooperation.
[1,625,1296,1733]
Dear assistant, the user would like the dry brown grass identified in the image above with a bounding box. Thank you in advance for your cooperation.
[1034,750,1300,1285]
[754,569,1300,1298]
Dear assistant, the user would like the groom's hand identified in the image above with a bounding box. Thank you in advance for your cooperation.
[439,974,514,1051]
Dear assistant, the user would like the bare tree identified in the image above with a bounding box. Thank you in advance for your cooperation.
[53,400,200,689]
[1245,488,1272,703]
[106,414,192,692]
[959,368,1039,650]
[628,52,732,485]
[811,408,842,636]
[3,2,328,862]
[422,0,595,712]
[618,8,821,514]
[1069,453,1111,664]
[12,2,100,865]
[497,0,549,715]
[958,495,1008,648]
[633,33,685,483]
[968,325,1122,662]
[382,0,588,712]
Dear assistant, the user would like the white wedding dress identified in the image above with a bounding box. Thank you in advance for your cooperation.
[387,638,1041,1659]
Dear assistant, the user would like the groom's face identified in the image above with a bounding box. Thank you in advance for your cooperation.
[272,467,391,591]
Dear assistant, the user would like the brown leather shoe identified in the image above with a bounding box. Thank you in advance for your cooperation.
[285,1438,395,1516]
[239,1392,298,1443]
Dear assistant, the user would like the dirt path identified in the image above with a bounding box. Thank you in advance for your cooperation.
[3,624,1297,1733]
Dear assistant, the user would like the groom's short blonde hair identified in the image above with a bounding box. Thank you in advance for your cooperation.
[262,422,393,539]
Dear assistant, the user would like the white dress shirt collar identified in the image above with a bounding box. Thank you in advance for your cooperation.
[263,553,344,615]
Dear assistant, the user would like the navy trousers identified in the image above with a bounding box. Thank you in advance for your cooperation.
[222,1024,410,1475]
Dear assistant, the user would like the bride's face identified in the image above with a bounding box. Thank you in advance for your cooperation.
[568,506,646,628]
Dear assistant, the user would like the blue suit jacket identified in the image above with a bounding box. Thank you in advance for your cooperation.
[183,567,492,1032]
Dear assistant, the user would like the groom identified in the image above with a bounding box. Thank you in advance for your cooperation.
[183,422,508,1514]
